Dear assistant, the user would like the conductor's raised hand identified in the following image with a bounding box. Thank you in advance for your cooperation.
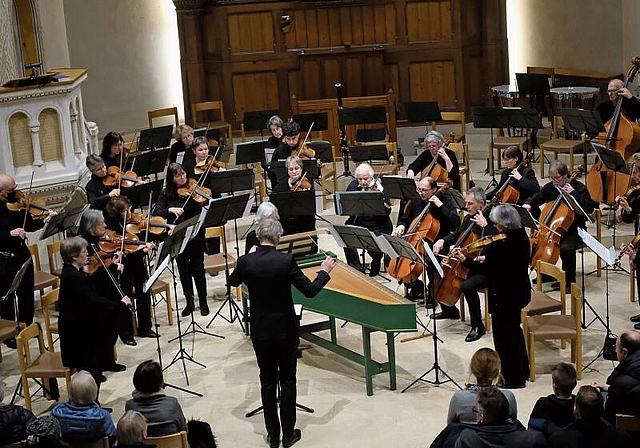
[320,256,336,274]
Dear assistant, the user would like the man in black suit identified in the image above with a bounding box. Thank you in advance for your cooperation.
[229,218,335,448]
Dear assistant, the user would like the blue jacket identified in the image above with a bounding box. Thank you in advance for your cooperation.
[51,401,116,441]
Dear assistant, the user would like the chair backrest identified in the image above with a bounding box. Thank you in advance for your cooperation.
[616,413,640,431]
[47,240,63,274]
[16,323,46,371]
[192,101,225,126]
[148,107,179,130]
[536,260,566,296]
[66,436,110,448]
[28,244,43,271]
[432,111,466,142]
[41,288,60,351]
[144,430,189,448]
[205,226,227,251]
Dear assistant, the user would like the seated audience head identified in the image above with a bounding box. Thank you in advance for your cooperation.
[70,370,98,406]
[255,201,280,223]
[187,419,217,448]
[574,385,604,422]
[551,362,577,398]
[256,218,284,246]
[26,415,62,447]
[475,386,510,426]
[617,329,640,362]
[468,347,502,387]
[0,377,4,402]
[133,360,164,394]
[117,410,147,446]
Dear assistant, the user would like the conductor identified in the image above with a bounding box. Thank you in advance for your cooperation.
[228,218,336,448]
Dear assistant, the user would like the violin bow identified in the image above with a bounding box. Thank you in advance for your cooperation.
[299,121,315,150]
[89,243,133,313]
[292,171,309,192]
[21,172,36,231]
[118,142,125,191]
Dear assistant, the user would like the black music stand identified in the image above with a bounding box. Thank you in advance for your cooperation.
[236,140,269,166]
[128,148,170,180]
[205,194,251,331]
[193,127,221,142]
[516,72,551,118]
[272,159,321,183]
[138,125,173,151]
[243,110,280,140]
[40,205,87,240]
[404,101,442,132]
[559,108,605,140]
[380,176,417,202]
[472,107,506,183]
[293,112,329,134]
[269,190,316,220]
[510,204,539,230]
[124,179,164,210]
[349,144,389,165]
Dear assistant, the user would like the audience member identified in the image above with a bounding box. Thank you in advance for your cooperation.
[125,360,187,437]
[25,415,70,447]
[51,371,116,443]
[454,386,546,448]
[528,362,577,438]
[592,329,640,423]
[548,385,630,448]
[116,410,155,448]
[0,378,36,443]
[187,419,218,448]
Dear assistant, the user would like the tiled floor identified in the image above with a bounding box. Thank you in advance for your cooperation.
[1,125,638,447]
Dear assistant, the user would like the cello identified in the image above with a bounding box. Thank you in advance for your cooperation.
[494,151,534,204]
[418,134,455,184]
[587,56,640,204]
[529,165,584,267]
[386,182,450,283]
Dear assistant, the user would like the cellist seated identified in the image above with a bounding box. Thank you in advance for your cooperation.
[523,160,594,293]
[391,176,460,305]
[406,130,460,191]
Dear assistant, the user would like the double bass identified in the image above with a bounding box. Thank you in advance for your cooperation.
[587,56,640,204]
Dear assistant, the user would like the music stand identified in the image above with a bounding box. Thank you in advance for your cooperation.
[510,204,539,230]
[205,194,251,331]
[349,145,389,164]
[559,108,605,140]
[236,140,269,166]
[243,110,279,140]
[269,190,316,219]
[193,127,221,142]
[124,179,164,210]
[138,125,173,151]
[380,177,417,201]
[40,205,87,240]
[128,149,170,180]
[591,142,629,230]
[293,112,329,133]
[404,101,442,132]
[516,73,552,117]
[271,159,321,183]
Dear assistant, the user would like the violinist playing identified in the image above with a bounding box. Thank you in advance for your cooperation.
[0,174,58,347]
[272,155,316,236]
[343,163,392,277]
[100,131,128,169]
[269,121,302,190]
[105,197,159,339]
[392,176,460,303]
[432,187,495,341]
[614,153,640,329]
[85,155,121,211]
[154,163,210,317]
[451,204,531,389]
[486,146,540,212]
[524,160,594,292]
[406,130,460,191]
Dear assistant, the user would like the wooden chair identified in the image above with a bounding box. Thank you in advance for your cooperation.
[144,430,189,448]
[151,279,174,326]
[0,318,23,363]
[191,101,232,144]
[539,116,586,177]
[523,260,567,339]
[16,322,72,411]
[432,111,466,143]
[306,141,337,209]
[41,288,60,351]
[616,413,640,431]
[459,287,492,332]
[447,142,471,192]
[355,141,400,176]
[204,226,241,301]
[524,283,582,382]
[148,106,179,129]
[28,244,59,297]
[46,240,63,277]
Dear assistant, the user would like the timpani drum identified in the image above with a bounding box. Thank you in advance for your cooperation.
[491,84,519,107]
[550,86,600,115]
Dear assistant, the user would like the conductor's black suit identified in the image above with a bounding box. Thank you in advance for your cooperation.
[228,244,330,442]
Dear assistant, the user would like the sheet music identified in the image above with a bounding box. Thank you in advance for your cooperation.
[421,239,444,278]
[144,255,170,293]
[374,233,398,259]
[242,197,253,218]
[578,227,616,266]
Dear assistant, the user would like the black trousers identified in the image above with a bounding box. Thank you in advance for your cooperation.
[441,272,489,327]
[491,309,529,387]
[176,229,207,302]
[560,230,581,285]
[252,337,299,440]
[121,251,152,333]
[343,247,383,272]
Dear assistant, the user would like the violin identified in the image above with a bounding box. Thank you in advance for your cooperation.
[194,154,223,175]
[84,250,115,276]
[98,229,147,254]
[6,189,54,218]
[126,213,172,235]
[615,234,640,266]
[292,144,316,160]
[291,173,312,192]
[177,178,214,204]
[102,166,144,189]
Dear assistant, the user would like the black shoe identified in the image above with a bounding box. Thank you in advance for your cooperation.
[630,313,640,323]
[3,338,16,349]
[138,329,159,338]
[433,309,460,320]
[100,375,107,383]
[424,298,438,309]
[296,349,303,359]
[550,281,560,290]
[533,274,554,285]
[465,325,486,342]
[635,322,640,331]
[200,301,210,316]
[102,406,113,413]
[267,435,280,448]
[283,429,301,448]
[120,336,137,346]
[105,363,126,372]
[181,304,194,317]
[503,381,526,389]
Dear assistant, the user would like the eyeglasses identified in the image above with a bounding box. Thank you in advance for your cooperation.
[416,187,433,194]
[608,89,621,94]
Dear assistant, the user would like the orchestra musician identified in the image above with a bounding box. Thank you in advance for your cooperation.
[615,153,640,329]
[85,155,121,211]
[524,160,595,292]
[100,131,127,169]
[0,174,57,348]
[597,78,640,124]
[392,176,460,303]
[169,124,195,165]
[245,201,280,255]
[265,115,285,187]
[58,236,132,395]
[78,209,137,352]
[105,197,159,339]
[228,218,335,448]
[272,155,316,236]
[487,146,540,211]
[154,163,210,317]
[452,204,530,389]
[343,163,392,277]
[269,121,302,190]
[406,130,460,191]
[433,187,495,340]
